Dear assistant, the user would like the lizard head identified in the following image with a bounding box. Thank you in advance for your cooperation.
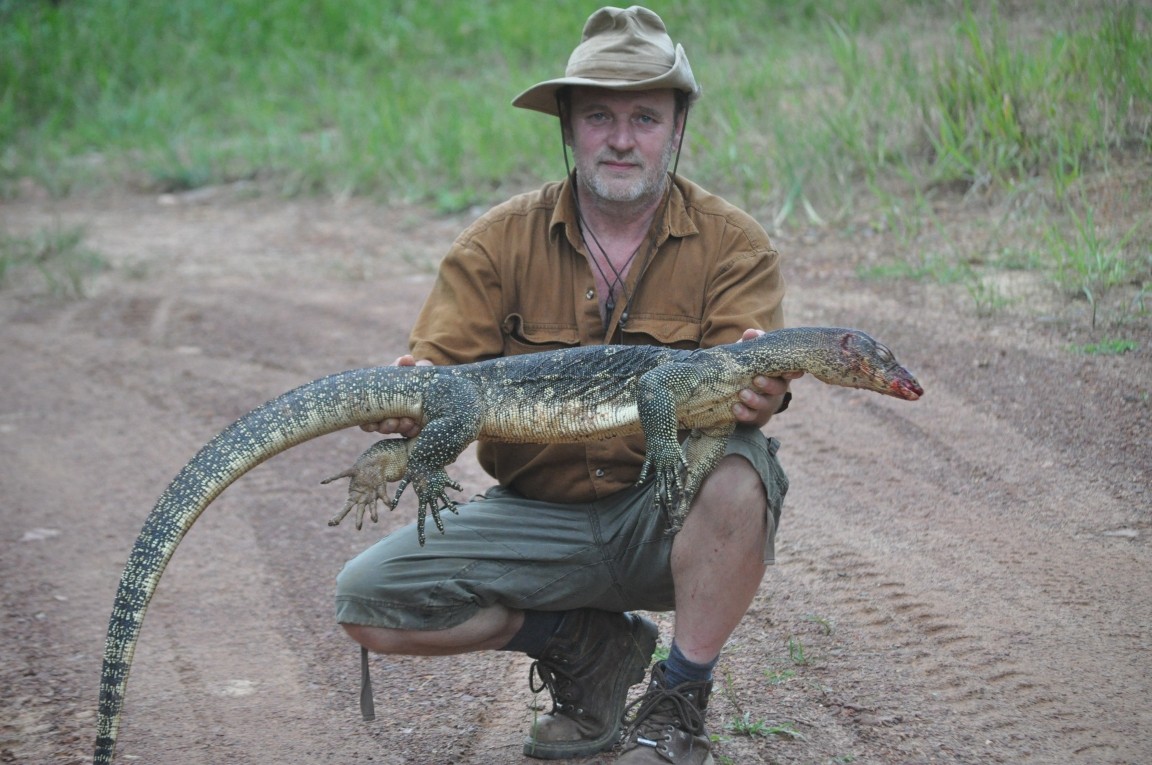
[832,330,923,400]
[790,328,922,401]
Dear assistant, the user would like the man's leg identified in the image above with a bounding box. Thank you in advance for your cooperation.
[334,486,662,760]
[620,436,783,765]
[342,604,523,656]
[670,454,769,663]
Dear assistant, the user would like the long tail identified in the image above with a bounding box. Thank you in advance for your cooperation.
[94,365,413,764]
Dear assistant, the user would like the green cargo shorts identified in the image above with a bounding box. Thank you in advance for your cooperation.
[334,426,787,631]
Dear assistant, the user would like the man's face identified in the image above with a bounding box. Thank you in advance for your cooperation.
[566,87,682,208]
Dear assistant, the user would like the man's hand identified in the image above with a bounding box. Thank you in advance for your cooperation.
[359,355,432,437]
[732,328,802,427]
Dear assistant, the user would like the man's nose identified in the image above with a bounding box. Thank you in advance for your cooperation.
[606,120,636,152]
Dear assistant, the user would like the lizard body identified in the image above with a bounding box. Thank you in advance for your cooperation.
[93,326,922,763]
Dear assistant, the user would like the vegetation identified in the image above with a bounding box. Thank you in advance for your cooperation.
[1,0,1149,321]
[724,712,805,740]
[0,224,106,297]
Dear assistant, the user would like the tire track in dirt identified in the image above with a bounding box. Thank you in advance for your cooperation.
[766,320,1151,763]
[1,312,410,764]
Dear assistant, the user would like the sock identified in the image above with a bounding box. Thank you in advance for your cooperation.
[499,609,566,658]
[662,641,718,689]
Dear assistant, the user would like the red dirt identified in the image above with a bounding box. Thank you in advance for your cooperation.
[1,187,1148,765]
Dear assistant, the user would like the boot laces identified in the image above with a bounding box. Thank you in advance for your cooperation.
[624,681,707,741]
[529,659,580,711]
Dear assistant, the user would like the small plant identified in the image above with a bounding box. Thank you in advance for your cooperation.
[803,613,835,636]
[787,635,809,666]
[0,225,105,298]
[763,668,797,685]
[725,711,806,740]
[1044,208,1139,328]
[965,274,1010,317]
[1069,339,1138,355]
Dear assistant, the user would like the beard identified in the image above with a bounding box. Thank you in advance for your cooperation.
[577,136,677,206]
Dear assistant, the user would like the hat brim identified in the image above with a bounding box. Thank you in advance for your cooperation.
[512,48,700,116]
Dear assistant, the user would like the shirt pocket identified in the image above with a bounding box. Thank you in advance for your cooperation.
[618,315,702,350]
[501,313,580,356]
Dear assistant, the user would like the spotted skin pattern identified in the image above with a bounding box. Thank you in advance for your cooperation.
[93,326,921,764]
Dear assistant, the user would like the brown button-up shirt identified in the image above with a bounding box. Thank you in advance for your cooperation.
[409,174,785,504]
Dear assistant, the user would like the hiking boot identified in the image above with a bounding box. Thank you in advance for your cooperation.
[522,609,658,760]
[617,662,713,764]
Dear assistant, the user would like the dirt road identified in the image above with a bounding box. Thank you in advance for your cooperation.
[1,191,1148,764]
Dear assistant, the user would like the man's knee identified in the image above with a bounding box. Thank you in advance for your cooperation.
[696,455,768,511]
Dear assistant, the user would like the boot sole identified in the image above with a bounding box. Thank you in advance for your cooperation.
[522,613,659,760]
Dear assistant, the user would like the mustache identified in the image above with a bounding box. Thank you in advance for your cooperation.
[596,151,643,165]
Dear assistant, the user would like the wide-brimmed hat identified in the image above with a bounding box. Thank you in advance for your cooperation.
[512,5,700,116]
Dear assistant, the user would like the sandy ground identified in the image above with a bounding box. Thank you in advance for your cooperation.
[1,186,1149,765]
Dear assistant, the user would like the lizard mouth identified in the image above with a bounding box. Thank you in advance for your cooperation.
[890,376,924,400]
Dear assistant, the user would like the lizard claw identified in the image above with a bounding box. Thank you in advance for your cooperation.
[392,471,464,546]
[637,448,688,518]
[415,496,461,546]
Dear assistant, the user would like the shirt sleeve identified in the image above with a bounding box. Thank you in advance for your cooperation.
[408,234,505,366]
[700,242,785,347]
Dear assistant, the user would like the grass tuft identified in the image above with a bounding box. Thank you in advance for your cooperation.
[0,225,107,298]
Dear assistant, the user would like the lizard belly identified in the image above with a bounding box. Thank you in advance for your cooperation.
[482,398,641,443]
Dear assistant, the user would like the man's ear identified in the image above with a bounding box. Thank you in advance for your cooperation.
[674,111,688,145]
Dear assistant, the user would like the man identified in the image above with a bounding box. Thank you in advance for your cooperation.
[335,6,794,764]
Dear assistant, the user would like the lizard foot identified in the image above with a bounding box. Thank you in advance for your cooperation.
[390,468,464,545]
[636,447,687,517]
[322,439,412,530]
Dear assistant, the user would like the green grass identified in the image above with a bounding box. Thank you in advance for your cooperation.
[1069,338,1139,355]
[763,668,797,685]
[786,635,810,666]
[724,712,806,740]
[2,1,1148,208]
[2,1,1150,321]
[1040,207,1142,327]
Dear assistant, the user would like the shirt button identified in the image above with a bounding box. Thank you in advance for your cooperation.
[585,288,595,300]
[594,468,605,477]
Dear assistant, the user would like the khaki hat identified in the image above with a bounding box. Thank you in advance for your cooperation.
[512,5,701,116]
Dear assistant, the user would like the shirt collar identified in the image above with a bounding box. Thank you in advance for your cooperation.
[551,173,700,249]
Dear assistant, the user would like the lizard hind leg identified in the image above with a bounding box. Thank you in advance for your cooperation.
[322,438,414,530]
[669,427,733,530]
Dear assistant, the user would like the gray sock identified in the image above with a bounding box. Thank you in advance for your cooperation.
[499,609,567,658]
[663,640,717,688]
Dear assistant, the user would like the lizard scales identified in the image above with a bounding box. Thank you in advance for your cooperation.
[93,326,922,763]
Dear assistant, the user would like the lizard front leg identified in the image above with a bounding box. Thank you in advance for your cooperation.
[389,375,483,545]
[322,438,414,530]
[635,363,709,517]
